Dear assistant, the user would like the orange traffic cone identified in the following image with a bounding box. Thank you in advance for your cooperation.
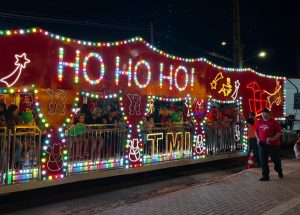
[268,156,272,163]
[247,152,255,169]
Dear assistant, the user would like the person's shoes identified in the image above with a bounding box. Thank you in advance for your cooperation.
[278,172,284,179]
[259,177,270,181]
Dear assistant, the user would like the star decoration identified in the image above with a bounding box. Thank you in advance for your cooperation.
[15,53,30,69]
[210,81,217,89]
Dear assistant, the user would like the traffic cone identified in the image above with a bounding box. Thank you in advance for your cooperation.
[247,152,255,169]
[268,156,272,163]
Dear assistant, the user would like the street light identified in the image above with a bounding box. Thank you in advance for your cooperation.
[209,49,267,65]
[243,51,268,63]
[221,41,227,46]
[258,51,267,58]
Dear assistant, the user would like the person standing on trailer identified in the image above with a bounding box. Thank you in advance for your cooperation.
[255,108,283,181]
[0,102,6,126]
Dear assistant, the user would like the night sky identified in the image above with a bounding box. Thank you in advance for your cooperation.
[0,0,299,77]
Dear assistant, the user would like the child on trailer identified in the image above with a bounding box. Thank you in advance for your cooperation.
[19,108,37,168]
[4,104,22,171]
[76,114,89,159]
[69,114,88,160]
[90,107,104,161]
[67,117,76,160]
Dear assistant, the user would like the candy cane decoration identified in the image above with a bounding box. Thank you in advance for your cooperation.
[234,124,240,141]
[185,100,190,117]
[231,80,240,100]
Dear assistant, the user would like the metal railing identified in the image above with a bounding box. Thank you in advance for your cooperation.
[141,123,193,164]
[0,126,42,185]
[205,120,245,155]
[0,127,7,185]
[0,120,248,185]
[9,126,42,184]
[66,124,127,174]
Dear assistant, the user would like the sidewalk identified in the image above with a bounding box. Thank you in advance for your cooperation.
[97,159,300,215]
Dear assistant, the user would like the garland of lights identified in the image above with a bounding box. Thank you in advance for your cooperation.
[134,60,151,89]
[203,96,248,153]
[82,52,105,85]
[140,95,192,164]
[58,48,80,83]
[0,28,286,80]
[174,66,189,91]
[59,90,129,173]
[115,56,132,87]
[0,27,287,179]
[191,97,206,160]
[159,63,173,90]
[0,84,55,183]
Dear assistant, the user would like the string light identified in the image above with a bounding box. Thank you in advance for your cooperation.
[174,66,189,91]
[58,48,80,83]
[190,68,195,90]
[60,90,128,173]
[142,95,192,164]
[0,27,287,179]
[0,27,287,81]
[0,84,53,183]
[115,56,132,86]
[160,63,173,90]
[134,60,151,88]
[82,52,105,85]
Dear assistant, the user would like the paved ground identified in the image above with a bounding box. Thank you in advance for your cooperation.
[3,156,299,215]
[2,159,245,215]
[96,159,300,215]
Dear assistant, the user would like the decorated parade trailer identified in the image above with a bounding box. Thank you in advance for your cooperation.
[0,28,286,193]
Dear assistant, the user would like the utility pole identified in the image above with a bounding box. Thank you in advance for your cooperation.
[296,15,300,78]
[150,22,154,45]
[233,0,243,68]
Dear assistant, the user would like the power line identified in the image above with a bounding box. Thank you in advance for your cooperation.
[0,10,148,31]
[0,10,233,62]
[155,31,233,62]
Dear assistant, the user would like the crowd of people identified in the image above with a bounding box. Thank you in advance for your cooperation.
[0,102,41,172]
[66,102,127,161]
[141,104,191,156]
[2,98,298,176]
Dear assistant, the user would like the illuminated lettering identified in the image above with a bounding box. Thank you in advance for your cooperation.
[115,56,132,86]
[166,132,183,153]
[160,63,173,90]
[147,133,163,154]
[184,132,191,150]
[174,66,189,91]
[134,60,151,88]
[82,52,105,85]
[190,68,195,90]
[58,48,80,83]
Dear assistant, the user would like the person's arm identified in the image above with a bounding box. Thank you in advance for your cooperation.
[271,132,282,141]
[255,131,260,142]
[266,132,281,144]
[255,123,260,142]
[267,121,282,144]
